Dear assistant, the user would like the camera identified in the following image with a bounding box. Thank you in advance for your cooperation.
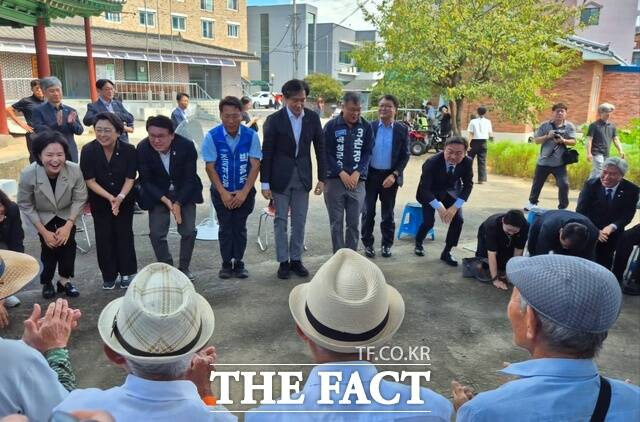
[553,129,567,139]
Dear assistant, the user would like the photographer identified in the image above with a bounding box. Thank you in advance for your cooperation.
[525,103,576,211]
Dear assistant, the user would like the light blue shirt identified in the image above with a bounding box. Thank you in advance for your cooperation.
[246,361,452,421]
[370,120,393,170]
[429,163,466,210]
[287,106,304,157]
[201,125,262,163]
[55,374,236,422]
[0,338,68,421]
[458,358,640,422]
[98,96,114,113]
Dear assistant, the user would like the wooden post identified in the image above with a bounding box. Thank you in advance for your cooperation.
[84,17,98,102]
[33,18,51,77]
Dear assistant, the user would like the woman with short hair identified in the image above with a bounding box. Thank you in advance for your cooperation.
[80,112,137,289]
[17,131,88,299]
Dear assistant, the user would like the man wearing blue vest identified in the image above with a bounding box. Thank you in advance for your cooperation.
[202,96,262,279]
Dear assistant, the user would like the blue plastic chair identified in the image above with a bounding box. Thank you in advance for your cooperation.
[397,202,435,240]
[526,207,547,226]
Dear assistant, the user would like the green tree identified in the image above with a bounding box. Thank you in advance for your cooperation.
[353,0,583,134]
[304,73,344,103]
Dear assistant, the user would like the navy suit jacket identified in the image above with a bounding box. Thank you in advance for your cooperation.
[528,209,599,259]
[261,107,326,193]
[171,108,186,129]
[136,134,203,208]
[577,178,639,230]
[370,120,410,186]
[32,102,83,162]
[83,99,134,143]
[416,152,473,205]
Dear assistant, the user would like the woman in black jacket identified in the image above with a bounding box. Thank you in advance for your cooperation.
[0,188,26,327]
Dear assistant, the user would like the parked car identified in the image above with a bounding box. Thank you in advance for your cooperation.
[251,91,274,109]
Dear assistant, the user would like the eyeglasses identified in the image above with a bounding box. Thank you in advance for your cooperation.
[95,128,114,134]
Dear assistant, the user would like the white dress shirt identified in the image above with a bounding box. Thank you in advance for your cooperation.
[55,374,236,422]
[467,117,493,140]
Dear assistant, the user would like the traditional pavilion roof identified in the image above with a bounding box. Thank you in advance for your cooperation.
[0,0,124,27]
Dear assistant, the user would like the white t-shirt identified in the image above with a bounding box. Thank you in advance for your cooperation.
[468,117,493,140]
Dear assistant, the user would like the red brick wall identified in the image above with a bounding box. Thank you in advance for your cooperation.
[600,71,640,128]
[461,99,531,133]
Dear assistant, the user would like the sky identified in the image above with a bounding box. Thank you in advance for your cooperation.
[247,0,379,30]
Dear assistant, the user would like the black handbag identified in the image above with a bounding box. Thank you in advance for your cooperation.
[562,148,579,165]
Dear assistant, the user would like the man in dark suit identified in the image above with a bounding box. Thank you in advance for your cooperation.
[361,94,409,258]
[577,157,639,269]
[136,115,203,281]
[31,76,83,162]
[527,209,598,259]
[83,79,134,143]
[261,79,326,279]
[171,92,190,129]
[415,137,473,266]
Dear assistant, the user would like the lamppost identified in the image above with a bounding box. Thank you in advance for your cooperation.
[270,73,275,93]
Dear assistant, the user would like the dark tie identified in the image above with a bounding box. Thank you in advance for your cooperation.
[447,165,455,177]
[605,188,613,202]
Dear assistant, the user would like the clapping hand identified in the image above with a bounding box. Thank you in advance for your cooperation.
[22,299,82,353]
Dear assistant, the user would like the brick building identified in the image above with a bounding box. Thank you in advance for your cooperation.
[0,0,255,110]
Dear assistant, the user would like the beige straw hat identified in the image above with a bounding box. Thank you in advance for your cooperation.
[0,250,40,300]
[289,248,405,353]
[98,263,215,363]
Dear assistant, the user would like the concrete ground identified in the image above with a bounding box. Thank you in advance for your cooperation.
[2,137,639,418]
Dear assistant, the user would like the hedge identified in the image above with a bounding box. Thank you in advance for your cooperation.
[487,141,640,189]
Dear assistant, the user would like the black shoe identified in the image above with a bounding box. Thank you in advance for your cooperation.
[364,245,375,258]
[277,261,291,279]
[381,245,392,258]
[233,261,249,279]
[622,279,640,296]
[219,262,233,279]
[42,282,55,299]
[180,269,195,282]
[414,245,425,256]
[57,281,79,297]
[440,251,458,267]
[290,260,309,277]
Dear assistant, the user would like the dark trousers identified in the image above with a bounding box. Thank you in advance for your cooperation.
[92,204,137,283]
[475,232,511,270]
[416,195,463,249]
[26,133,36,163]
[211,188,256,264]
[528,164,569,209]
[361,168,399,248]
[468,139,487,182]
[596,229,622,271]
[148,201,196,271]
[613,224,640,281]
[39,217,76,284]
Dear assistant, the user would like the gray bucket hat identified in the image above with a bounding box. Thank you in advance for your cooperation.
[506,255,622,333]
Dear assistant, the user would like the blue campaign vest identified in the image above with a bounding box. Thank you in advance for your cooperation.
[209,125,253,192]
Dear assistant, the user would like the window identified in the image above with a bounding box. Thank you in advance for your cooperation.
[139,10,156,27]
[227,0,238,10]
[227,23,239,38]
[339,43,353,64]
[580,6,600,26]
[200,0,213,12]
[124,60,149,82]
[632,51,640,66]
[201,19,214,39]
[172,14,186,31]
[260,14,270,83]
[104,12,121,23]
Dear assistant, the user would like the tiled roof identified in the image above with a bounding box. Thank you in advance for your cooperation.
[559,35,627,65]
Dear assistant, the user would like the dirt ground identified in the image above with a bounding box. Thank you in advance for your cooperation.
[2,151,639,419]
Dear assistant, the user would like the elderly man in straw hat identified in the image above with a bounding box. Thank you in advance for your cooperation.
[0,250,82,420]
[453,254,640,421]
[54,262,236,421]
[247,248,453,421]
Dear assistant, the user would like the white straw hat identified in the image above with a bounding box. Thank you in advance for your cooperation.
[0,250,39,300]
[98,263,215,363]
[289,248,405,353]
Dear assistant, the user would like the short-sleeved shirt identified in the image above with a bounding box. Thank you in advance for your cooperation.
[479,213,529,254]
[11,95,44,126]
[467,117,493,140]
[80,140,137,211]
[535,120,577,167]
[201,125,262,163]
[587,119,617,156]
[242,111,259,132]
